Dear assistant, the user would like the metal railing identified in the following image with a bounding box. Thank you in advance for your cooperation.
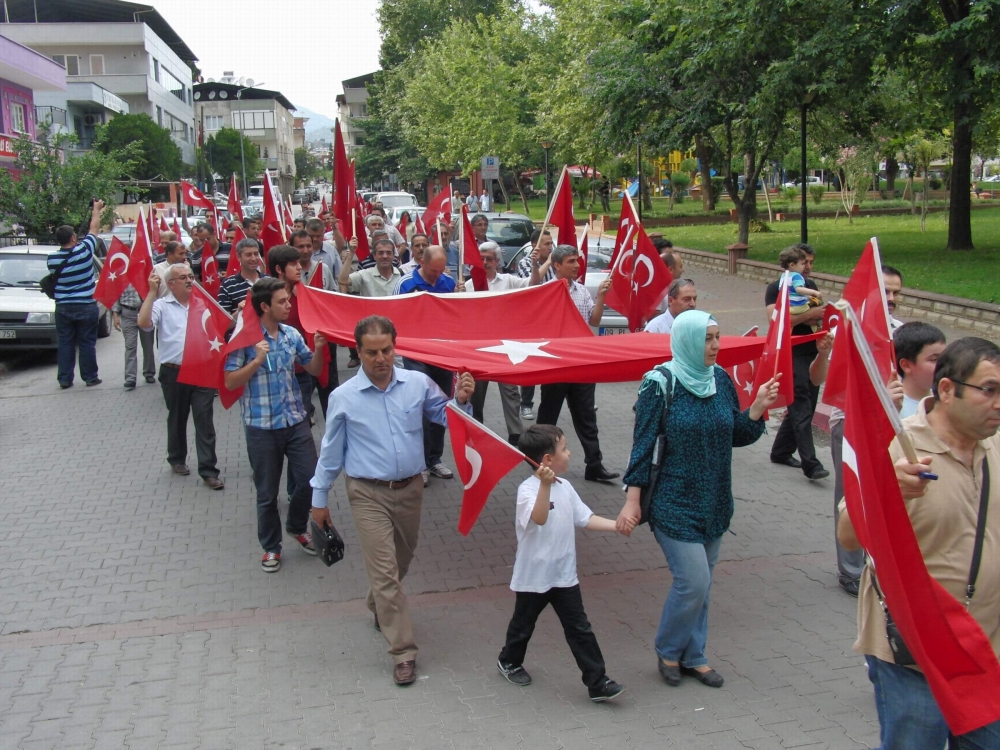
[34,106,68,127]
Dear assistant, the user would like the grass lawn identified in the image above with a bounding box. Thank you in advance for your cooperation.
[665,210,1000,304]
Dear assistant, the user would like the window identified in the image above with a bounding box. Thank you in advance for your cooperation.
[167,113,187,141]
[159,65,186,103]
[203,115,224,131]
[52,54,80,76]
[232,110,275,130]
[9,103,26,134]
[90,55,105,75]
[156,106,162,127]
[150,57,160,83]
[354,134,365,147]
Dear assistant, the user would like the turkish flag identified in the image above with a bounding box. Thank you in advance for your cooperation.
[306,265,331,388]
[726,326,760,411]
[283,198,294,234]
[839,306,1000,735]
[227,174,243,223]
[391,333,765,386]
[200,241,221,299]
[421,185,452,237]
[94,236,132,309]
[218,289,263,409]
[320,195,329,219]
[226,225,247,277]
[604,194,641,315]
[446,403,528,535]
[545,166,577,248]
[606,224,671,332]
[178,283,232,390]
[822,303,841,333]
[172,216,182,239]
[352,209,371,262]
[259,171,285,259]
[159,215,169,232]
[127,206,154,300]
[823,238,896,410]
[460,205,487,290]
[751,270,795,408]
[577,230,588,283]
[297,282,595,347]
[333,120,352,230]
[180,180,215,211]
[415,214,427,236]
[148,203,160,248]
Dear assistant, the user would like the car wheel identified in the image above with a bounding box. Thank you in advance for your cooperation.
[98,310,112,339]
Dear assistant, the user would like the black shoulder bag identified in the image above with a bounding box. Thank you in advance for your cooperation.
[873,458,990,666]
[638,368,674,528]
[40,250,73,300]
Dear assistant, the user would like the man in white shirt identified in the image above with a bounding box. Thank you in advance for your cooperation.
[152,242,189,298]
[644,278,697,334]
[399,233,428,276]
[480,189,491,212]
[137,264,223,489]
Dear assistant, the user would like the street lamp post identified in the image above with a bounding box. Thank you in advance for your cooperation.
[800,90,817,244]
[541,140,552,208]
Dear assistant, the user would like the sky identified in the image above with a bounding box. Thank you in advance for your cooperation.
[152,0,382,117]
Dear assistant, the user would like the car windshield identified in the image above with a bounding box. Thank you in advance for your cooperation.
[587,250,613,270]
[487,218,533,249]
[0,254,49,286]
[379,195,416,208]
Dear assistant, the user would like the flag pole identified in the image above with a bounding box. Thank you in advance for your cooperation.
[351,209,356,241]
[458,211,465,285]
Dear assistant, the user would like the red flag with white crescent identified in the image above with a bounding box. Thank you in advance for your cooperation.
[94,236,132,309]
[227,174,243,223]
[178,283,231,390]
[421,185,452,235]
[605,222,670,332]
[546,166,577,248]
[446,403,528,535]
[259,171,285,260]
[226,225,247,278]
[127,206,154,300]
[577,230,588,283]
[604,193,641,316]
[726,326,760,411]
[180,180,216,210]
[224,289,263,355]
[460,205,487,291]
[200,241,221,299]
[751,270,795,408]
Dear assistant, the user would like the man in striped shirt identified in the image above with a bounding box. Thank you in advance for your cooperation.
[49,200,104,388]
[218,238,264,315]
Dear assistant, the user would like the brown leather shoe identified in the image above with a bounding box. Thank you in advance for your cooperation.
[393,660,416,685]
[171,464,190,476]
[203,477,225,490]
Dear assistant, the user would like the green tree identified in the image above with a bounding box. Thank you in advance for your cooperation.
[588,0,880,243]
[93,113,182,185]
[203,127,262,186]
[294,147,319,183]
[887,0,1000,250]
[0,124,140,237]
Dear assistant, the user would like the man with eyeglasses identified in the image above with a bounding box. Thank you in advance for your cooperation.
[138,264,224,490]
[837,337,1000,749]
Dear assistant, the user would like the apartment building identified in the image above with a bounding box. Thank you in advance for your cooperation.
[336,72,374,158]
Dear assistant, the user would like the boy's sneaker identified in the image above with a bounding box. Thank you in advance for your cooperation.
[588,677,626,702]
[497,658,532,686]
[291,532,317,556]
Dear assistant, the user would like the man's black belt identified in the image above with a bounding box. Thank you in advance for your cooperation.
[351,475,418,490]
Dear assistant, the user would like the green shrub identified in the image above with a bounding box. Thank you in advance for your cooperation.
[670,172,691,202]
[784,186,799,201]
[929,177,942,190]
[711,176,726,202]
[809,184,826,204]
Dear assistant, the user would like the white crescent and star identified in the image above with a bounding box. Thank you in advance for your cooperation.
[631,254,655,293]
[463,445,482,490]
[107,252,129,281]
[476,340,560,366]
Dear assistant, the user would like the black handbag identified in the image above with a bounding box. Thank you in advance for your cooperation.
[872,458,990,666]
[638,367,673,528]
[310,518,345,567]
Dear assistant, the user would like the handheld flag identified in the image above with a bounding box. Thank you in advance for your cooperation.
[227,174,244,223]
[422,185,452,237]
[396,210,410,243]
[751,271,794,408]
[259,171,285,259]
[218,289,263,408]
[333,120,352,231]
[226,225,247,277]
[446,403,528,535]
[200,240,221,299]
[606,221,671,331]
[178,283,232,390]
[127,206,154,300]
[546,166,577,248]
[94,236,132,309]
[577,231,589,283]
[460,205,487,291]
[726,326,760,411]
[180,180,215,211]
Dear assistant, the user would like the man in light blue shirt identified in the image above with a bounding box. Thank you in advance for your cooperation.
[310,315,475,687]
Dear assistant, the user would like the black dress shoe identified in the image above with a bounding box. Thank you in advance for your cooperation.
[839,579,860,597]
[374,613,381,632]
[658,660,681,686]
[771,456,802,468]
[585,465,620,483]
[681,666,724,688]
[807,467,831,481]
[85,378,102,386]
[145,375,157,384]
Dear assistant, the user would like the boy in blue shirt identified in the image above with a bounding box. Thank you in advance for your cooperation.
[497,424,632,702]
[778,246,823,310]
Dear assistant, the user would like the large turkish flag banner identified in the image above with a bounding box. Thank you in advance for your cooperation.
[446,404,528,535]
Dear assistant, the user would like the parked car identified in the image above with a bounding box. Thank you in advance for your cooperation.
[292,189,309,205]
[500,228,628,334]
[0,245,111,350]
[374,191,419,209]
[782,175,823,188]
[99,224,192,250]
[360,191,378,205]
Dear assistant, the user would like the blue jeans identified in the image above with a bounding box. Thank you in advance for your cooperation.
[245,420,317,554]
[56,302,99,385]
[866,655,1000,750]
[654,527,722,668]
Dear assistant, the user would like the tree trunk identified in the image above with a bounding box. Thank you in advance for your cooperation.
[513,170,530,215]
[736,201,754,244]
[695,135,715,211]
[947,98,974,250]
[641,176,653,213]
[497,169,512,211]
[886,157,899,193]
[921,166,928,232]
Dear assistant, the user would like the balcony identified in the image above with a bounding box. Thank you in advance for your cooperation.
[34,106,67,128]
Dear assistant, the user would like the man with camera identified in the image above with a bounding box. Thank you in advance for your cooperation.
[48,199,105,389]
[837,337,1000,748]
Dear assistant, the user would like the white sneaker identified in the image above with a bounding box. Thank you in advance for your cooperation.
[421,470,430,487]
[520,406,535,421]
[429,463,454,479]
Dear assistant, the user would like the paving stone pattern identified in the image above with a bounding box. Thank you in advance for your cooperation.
[0,267,914,749]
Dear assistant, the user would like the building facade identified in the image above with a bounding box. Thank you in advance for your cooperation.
[0,33,66,174]
[336,72,374,158]
[1,4,198,165]
[193,80,297,196]
[33,81,129,157]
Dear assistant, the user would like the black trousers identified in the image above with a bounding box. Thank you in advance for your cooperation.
[500,585,606,689]
[403,358,453,466]
[770,353,822,475]
[537,382,603,470]
[312,343,340,419]
[159,365,219,478]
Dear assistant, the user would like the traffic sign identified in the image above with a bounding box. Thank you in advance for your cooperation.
[481,156,500,180]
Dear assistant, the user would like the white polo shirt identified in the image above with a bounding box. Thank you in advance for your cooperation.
[142,294,189,365]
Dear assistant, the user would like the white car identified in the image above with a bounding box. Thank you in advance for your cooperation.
[0,245,111,350]
[374,191,419,209]
[782,176,823,188]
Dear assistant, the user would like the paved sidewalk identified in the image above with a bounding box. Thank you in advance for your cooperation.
[2,262,963,749]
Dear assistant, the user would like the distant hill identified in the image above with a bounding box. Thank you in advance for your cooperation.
[297,107,336,143]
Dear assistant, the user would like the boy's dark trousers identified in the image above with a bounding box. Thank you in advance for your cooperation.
[499,584,606,689]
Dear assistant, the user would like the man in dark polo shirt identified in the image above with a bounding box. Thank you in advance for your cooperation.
[764,243,829,480]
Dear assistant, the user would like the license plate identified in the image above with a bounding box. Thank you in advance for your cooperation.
[0,330,16,339]
[599,327,628,336]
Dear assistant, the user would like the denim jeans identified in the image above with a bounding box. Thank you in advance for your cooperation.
[55,302,99,385]
[653,527,722,668]
[245,420,317,554]
[866,655,1000,750]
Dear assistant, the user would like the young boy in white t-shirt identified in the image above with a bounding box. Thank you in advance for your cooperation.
[497,424,634,702]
